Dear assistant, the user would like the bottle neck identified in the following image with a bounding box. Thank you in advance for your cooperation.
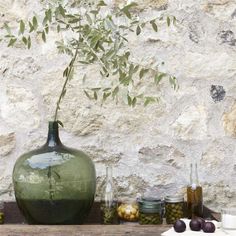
[106,166,113,183]
[103,166,116,206]
[46,121,62,147]
[190,162,200,187]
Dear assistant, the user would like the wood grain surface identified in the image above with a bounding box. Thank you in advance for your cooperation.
[0,202,218,236]
[0,224,170,236]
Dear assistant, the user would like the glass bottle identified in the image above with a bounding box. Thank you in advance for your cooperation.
[100,166,118,224]
[187,162,203,218]
[13,121,96,224]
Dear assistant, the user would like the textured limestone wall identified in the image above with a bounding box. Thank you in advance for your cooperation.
[0,0,236,211]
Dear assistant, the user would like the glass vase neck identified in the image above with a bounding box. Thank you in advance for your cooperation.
[190,162,199,187]
[46,121,62,147]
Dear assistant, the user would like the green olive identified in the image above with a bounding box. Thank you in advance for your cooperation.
[139,212,162,225]
[165,202,184,224]
[100,204,117,224]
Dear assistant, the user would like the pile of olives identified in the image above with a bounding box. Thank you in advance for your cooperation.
[139,212,162,225]
[165,202,183,224]
[174,218,216,233]
[117,203,139,222]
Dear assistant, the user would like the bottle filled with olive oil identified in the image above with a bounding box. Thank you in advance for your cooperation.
[187,163,203,218]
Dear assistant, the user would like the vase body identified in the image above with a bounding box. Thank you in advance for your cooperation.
[13,121,96,224]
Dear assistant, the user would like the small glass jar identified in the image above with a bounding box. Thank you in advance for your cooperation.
[221,208,236,230]
[138,197,164,225]
[165,195,184,224]
[0,201,4,224]
[117,200,139,223]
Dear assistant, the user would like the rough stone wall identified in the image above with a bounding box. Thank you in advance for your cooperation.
[0,0,236,211]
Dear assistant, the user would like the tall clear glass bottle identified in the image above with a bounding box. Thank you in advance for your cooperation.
[100,166,118,224]
[187,162,203,218]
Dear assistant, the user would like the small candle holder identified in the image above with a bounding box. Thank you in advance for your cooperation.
[221,208,236,230]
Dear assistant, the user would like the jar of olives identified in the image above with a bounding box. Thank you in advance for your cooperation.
[164,195,184,224]
[138,197,164,225]
[0,201,4,224]
[117,201,139,223]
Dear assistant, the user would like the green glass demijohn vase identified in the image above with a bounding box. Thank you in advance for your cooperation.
[12,121,96,224]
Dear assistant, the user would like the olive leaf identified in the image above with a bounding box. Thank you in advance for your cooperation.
[19,20,25,34]
[33,16,38,30]
[150,20,158,32]
[136,25,141,35]
[57,120,64,127]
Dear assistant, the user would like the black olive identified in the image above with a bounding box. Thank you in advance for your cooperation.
[203,222,216,233]
[189,219,201,231]
[173,219,186,233]
[196,217,205,229]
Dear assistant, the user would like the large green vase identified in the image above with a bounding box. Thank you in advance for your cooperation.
[12,121,96,224]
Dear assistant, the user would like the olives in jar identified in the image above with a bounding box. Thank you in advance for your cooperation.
[0,212,4,224]
[0,202,4,224]
[101,203,118,224]
[165,195,184,224]
[138,197,164,225]
[139,212,162,225]
[117,202,139,222]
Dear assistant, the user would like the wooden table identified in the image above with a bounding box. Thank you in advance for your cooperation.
[1,202,172,236]
[0,224,170,236]
[1,202,218,236]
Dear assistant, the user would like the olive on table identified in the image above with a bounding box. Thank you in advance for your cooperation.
[203,222,216,233]
[173,219,186,233]
[189,219,201,231]
[196,217,205,229]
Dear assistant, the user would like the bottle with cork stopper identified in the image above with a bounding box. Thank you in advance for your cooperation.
[187,162,203,218]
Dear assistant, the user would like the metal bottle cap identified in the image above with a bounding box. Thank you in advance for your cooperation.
[164,195,184,203]
[138,197,163,213]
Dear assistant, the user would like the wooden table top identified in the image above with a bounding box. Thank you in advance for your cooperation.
[0,202,218,235]
[0,224,171,236]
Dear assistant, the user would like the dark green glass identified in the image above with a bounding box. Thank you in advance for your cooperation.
[13,121,96,224]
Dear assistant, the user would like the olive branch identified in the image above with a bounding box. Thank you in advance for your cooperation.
[2,0,178,122]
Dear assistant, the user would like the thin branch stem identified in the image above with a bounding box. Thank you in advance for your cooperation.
[53,46,79,121]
